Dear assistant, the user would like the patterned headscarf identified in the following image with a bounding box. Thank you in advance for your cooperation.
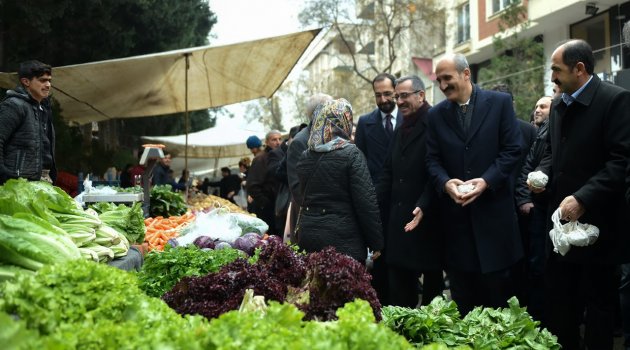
[307,98,353,152]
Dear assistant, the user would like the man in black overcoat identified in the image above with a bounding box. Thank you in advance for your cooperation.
[426,53,523,316]
[376,75,443,308]
[533,39,630,349]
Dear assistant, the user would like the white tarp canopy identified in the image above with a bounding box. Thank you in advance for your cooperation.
[0,29,320,125]
[142,115,267,177]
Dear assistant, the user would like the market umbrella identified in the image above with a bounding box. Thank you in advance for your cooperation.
[0,28,321,125]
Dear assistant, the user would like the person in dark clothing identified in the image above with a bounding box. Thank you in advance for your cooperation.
[247,130,282,235]
[0,60,56,184]
[376,75,443,308]
[119,163,133,188]
[489,83,537,307]
[271,124,305,238]
[514,95,552,322]
[286,93,333,240]
[152,152,184,191]
[427,53,523,316]
[296,98,383,263]
[198,177,211,195]
[534,39,630,349]
[209,167,241,202]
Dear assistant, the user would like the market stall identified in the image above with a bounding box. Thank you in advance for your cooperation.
[0,29,321,124]
[141,115,266,176]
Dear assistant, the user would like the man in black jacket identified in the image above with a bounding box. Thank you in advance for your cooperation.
[0,60,56,184]
[208,167,242,202]
[513,95,552,322]
[534,39,630,349]
[247,130,282,235]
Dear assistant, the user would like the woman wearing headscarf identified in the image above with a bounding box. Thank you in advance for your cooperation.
[295,98,383,263]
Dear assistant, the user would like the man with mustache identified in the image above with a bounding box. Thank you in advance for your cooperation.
[533,39,630,349]
[0,60,56,185]
[376,75,443,307]
[425,53,523,316]
[355,73,403,305]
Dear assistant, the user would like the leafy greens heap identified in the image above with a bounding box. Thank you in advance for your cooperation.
[381,297,560,349]
[0,260,211,349]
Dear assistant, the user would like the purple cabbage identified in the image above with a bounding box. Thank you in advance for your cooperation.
[233,233,261,256]
[193,236,216,249]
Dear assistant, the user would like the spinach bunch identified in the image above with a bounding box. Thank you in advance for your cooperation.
[382,297,560,349]
[150,184,187,217]
[137,245,243,297]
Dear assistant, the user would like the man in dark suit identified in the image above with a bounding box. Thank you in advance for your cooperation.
[426,53,523,316]
[376,75,443,308]
[533,39,630,349]
[355,73,403,186]
[355,73,402,306]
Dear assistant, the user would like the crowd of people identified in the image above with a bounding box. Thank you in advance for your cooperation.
[4,35,630,349]
[240,39,630,349]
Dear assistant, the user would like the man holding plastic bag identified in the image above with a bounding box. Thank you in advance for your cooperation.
[532,39,630,349]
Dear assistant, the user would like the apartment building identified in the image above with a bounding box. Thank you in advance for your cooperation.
[436,0,630,100]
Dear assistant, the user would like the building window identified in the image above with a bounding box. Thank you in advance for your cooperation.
[457,3,470,44]
[492,0,518,14]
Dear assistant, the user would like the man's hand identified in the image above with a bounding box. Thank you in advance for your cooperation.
[519,202,534,215]
[445,179,465,205]
[404,207,424,232]
[247,195,253,204]
[527,179,546,194]
[460,178,488,206]
[371,251,381,260]
[559,195,585,221]
[227,191,235,199]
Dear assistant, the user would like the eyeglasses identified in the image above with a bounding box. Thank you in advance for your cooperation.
[394,90,422,100]
[374,91,394,99]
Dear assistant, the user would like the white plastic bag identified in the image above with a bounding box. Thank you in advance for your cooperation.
[177,209,242,245]
[233,185,248,210]
[176,208,269,246]
[549,208,599,256]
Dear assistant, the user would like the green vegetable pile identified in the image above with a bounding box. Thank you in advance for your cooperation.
[381,297,560,349]
[137,245,244,297]
[0,213,81,279]
[0,260,211,349]
[206,299,414,350]
[90,201,146,244]
[150,184,188,217]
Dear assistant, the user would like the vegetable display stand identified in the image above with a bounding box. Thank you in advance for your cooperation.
[83,192,144,204]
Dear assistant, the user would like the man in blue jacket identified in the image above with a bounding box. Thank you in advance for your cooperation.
[0,60,56,184]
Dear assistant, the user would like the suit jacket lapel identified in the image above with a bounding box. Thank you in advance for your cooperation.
[443,103,466,141]
[366,111,389,148]
[466,92,489,143]
[401,114,426,152]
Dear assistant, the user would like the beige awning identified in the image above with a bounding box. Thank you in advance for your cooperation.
[0,29,320,125]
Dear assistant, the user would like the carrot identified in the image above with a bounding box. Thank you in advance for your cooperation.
[143,212,195,251]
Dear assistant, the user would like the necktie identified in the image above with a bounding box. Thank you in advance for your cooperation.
[385,114,393,136]
[459,104,468,131]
